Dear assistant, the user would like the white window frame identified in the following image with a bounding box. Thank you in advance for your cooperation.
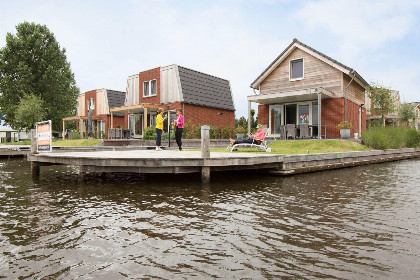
[143,79,157,97]
[88,98,95,110]
[289,58,304,81]
[269,104,284,137]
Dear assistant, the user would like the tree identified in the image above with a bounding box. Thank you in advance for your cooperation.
[0,21,79,131]
[14,93,45,131]
[398,102,416,127]
[235,116,247,129]
[366,83,395,127]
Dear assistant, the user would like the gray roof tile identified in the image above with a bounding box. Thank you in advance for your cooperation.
[106,89,125,116]
[178,66,235,111]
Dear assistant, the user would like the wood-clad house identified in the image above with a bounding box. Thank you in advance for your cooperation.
[63,89,125,138]
[249,38,369,139]
[110,64,235,138]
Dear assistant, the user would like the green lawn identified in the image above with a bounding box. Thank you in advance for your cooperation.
[3,139,102,147]
[214,139,370,154]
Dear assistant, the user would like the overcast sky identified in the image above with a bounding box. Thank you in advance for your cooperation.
[1,0,419,118]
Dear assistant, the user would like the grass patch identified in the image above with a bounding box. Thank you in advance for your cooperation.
[207,139,370,155]
[2,139,102,147]
[53,139,102,147]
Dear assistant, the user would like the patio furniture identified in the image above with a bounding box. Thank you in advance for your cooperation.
[299,124,310,138]
[107,128,116,139]
[226,130,271,152]
[286,124,297,139]
[280,125,287,140]
[123,129,131,139]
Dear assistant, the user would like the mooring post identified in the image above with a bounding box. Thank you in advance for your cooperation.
[30,129,40,178]
[201,125,210,183]
[78,165,86,182]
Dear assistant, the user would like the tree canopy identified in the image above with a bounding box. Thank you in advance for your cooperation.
[0,21,79,131]
[15,93,46,131]
[366,83,396,127]
[398,102,416,127]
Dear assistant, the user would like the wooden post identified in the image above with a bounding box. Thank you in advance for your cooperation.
[201,125,210,183]
[111,111,114,129]
[318,92,322,139]
[62,120,65,139]
[144,107,148,129]
[248,100,252,136]
[30,129,40,178]
[78,165,86,182]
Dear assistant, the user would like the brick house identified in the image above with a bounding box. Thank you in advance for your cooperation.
[248,38,369,139]
[63,89,125,138]
[110,64,235,138]
[365,89,401,127]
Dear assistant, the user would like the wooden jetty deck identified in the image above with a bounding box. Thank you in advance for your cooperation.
[0,145,30,158]
[27,150,283,182]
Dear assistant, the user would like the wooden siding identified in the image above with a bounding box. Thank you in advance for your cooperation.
[95,89,109,115]
[76,94,85,117]
[342,74,365,105]
[125,74,139,106]
[260,48,342,96]
[160,65,183,104]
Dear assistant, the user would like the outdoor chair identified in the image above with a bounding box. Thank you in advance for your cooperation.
[108,128,116,139]
[226,130,271,152]
[286,124,297,139]
[280,125,287,140]
[299,124,310,139]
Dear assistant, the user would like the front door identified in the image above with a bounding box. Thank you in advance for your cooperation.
[285,104,297,125]
[129,114,143,138]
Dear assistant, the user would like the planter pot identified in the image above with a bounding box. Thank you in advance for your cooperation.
[340,129,351,139]
[236,133,244,139]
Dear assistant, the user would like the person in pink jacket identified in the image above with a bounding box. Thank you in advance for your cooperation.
[173,109,184,151]
[230,124,265,146]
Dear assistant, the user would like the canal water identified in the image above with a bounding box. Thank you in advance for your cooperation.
[1,158,419,279]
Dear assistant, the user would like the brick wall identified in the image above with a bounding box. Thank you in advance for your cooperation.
[183,103,235,128]
[322,97,366,138]
[258,105,269,126]
[84,90,97,116]
[139,67,161,104]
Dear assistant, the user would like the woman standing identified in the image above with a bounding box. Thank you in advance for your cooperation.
[173,109,184,151]
[155,108,167,151]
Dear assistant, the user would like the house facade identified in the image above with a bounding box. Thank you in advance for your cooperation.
[111,64,235,138]
[365,89,401,127]
[248,39,369,139]
[63,89,125,138]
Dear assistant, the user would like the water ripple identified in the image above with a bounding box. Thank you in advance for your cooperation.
[0,158,419,279]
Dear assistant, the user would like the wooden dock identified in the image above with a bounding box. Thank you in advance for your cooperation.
[27,150,283,182]
[0,145,30,158]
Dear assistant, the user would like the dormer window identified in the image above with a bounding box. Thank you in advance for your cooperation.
[290,58,304,81]
[144,80,157,97]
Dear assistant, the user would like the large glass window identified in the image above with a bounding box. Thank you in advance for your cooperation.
[290,58,303,80]
[270,107,282,135]
[298,104,310,124]
[312,102,318,125]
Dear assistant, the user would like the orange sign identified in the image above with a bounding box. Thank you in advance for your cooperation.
[36,120,52,152]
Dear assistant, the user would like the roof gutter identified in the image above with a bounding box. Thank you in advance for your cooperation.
[344,70,356,121]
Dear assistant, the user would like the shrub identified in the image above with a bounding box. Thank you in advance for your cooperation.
[336,121,353,129]
[143,126,156,140]
[362,127,420,149]
[405,129,420,148]
[71,132,81,140]
[235,126,246,134]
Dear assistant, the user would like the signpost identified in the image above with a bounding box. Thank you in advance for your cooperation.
[35,120,52,152]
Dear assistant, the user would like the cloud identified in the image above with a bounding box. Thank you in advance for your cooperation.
[296,0,420,60]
